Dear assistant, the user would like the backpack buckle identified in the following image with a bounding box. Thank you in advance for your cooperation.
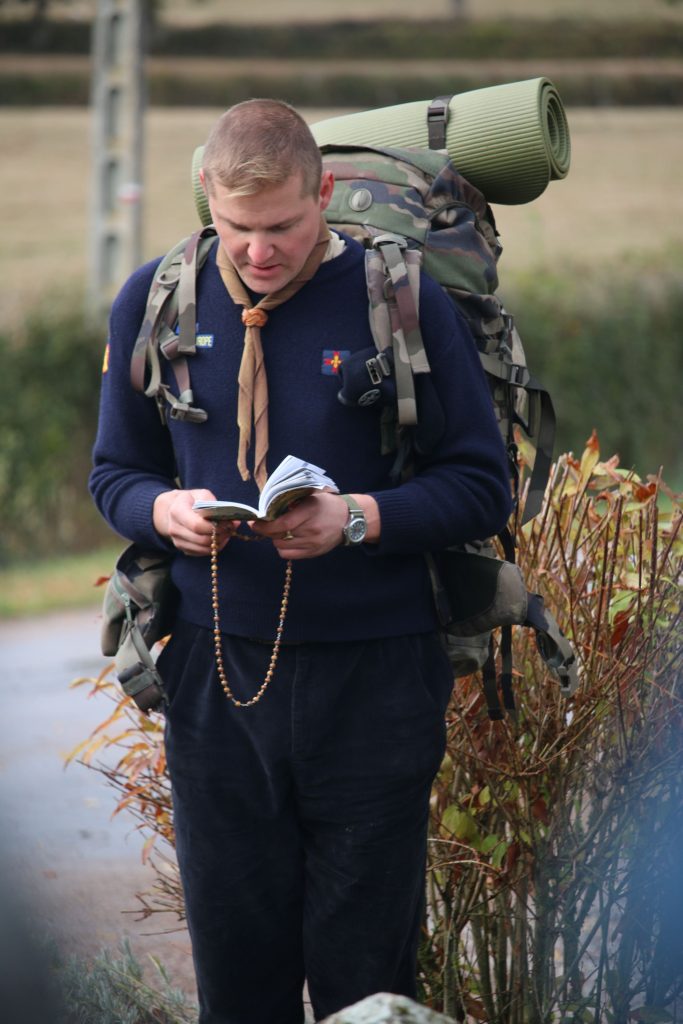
[366,350,392,385]
[372,232,408,252]
[508,363,530,387]
[427,95,453,150]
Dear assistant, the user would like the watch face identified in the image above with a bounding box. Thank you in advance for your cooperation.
[346,516,367,544]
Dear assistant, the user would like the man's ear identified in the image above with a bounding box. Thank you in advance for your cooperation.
[199,167,207,194]
[319,169,335,212]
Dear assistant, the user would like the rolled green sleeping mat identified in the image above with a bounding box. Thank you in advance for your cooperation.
[192,144,211,227]
[310,77,571,206]
[190,77,570,223]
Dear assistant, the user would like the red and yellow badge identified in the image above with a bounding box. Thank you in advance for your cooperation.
[101,343,110,374]
[321,349,349,375]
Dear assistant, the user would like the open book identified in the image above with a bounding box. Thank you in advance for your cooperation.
[192,455,339,522]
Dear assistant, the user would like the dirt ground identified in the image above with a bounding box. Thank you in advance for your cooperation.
[18,856,199,999]
[0,609,198,1005]
[0,608,318,1020]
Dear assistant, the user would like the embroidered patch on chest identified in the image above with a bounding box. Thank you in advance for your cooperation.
[321,349,350,375]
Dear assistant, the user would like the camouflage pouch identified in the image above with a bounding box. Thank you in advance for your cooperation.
[100,544,177,713]
[430,545,528,677]
[429,545,577,717]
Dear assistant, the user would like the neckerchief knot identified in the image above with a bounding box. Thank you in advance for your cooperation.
[242,307,269,329]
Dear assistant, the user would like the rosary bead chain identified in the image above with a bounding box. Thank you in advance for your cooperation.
[210,523,292,707]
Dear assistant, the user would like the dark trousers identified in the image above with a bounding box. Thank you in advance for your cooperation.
[159,621,453,1024]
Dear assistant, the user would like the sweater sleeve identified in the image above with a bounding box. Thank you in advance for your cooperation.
[89,258,178,551]
[369,275,513,555]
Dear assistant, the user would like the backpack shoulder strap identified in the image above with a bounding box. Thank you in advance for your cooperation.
[365,233,428,428]
[130,226,217,424]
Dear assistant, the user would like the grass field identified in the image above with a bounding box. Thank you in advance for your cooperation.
[3,0,682,22]
[2,105,682,326]
[0,544,120,617]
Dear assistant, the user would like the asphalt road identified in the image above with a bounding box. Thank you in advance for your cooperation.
[0,606,197,997]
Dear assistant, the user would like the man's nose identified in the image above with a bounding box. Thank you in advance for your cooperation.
[247,235,275,266]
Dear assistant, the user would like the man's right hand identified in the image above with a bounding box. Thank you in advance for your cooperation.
[153,489,235,556]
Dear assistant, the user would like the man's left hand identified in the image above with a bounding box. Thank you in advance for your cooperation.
[250,491,380,559]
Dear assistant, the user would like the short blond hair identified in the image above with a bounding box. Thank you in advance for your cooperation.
[201,98,323,198]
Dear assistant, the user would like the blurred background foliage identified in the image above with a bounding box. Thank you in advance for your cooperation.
[505,255,683,486]
[2,10,683,106]
[0,304,112,564]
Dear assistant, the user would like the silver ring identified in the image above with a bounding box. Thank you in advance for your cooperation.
[283,530,294,541]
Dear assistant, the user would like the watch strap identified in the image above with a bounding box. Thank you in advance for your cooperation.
[340,494,363,517]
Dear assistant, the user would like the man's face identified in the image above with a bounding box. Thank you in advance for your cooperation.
[204,169,334,294]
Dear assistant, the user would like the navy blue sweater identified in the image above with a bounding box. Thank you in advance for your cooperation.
[90,235,511,642]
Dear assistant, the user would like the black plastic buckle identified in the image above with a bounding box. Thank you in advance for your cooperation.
[427,95,452,149]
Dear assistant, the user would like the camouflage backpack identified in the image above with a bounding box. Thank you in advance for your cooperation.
[319,141,576,716]
[129,131,577,719]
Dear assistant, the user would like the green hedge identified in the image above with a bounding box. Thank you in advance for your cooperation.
[146,69,683,110]
[0,262,680,563]
[0,299,112,565]
[3,67,683,108]
[3,16,683,59]
[147,18,683,60]
[3,14,681,108]
[506,257,683,484]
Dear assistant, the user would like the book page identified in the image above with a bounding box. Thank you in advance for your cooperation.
[193,501,259,521]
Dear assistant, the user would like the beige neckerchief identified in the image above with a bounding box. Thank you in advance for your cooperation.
[216,218,332,490]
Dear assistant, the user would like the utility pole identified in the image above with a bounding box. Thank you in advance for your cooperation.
[88,0,145,321]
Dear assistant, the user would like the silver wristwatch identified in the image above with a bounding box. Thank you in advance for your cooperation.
[340,494,367,546]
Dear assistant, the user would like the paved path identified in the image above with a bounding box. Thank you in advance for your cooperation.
[0,607,197,999]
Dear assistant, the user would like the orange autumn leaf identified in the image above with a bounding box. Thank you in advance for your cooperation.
[633,481,657,502]
[611,610,632,648]
[579,430,601,486]
[531,797,550,826]
[464,995,489,1021]
[505,841,521,874]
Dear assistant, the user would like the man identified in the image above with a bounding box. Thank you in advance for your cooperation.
[90,98,511,1023]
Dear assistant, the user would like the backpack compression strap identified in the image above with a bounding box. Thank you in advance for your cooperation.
[480,528,577,719]
[481,596,578,720]
[479,349,556,525]
[130,226,217,424]
[526,593,579,696]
